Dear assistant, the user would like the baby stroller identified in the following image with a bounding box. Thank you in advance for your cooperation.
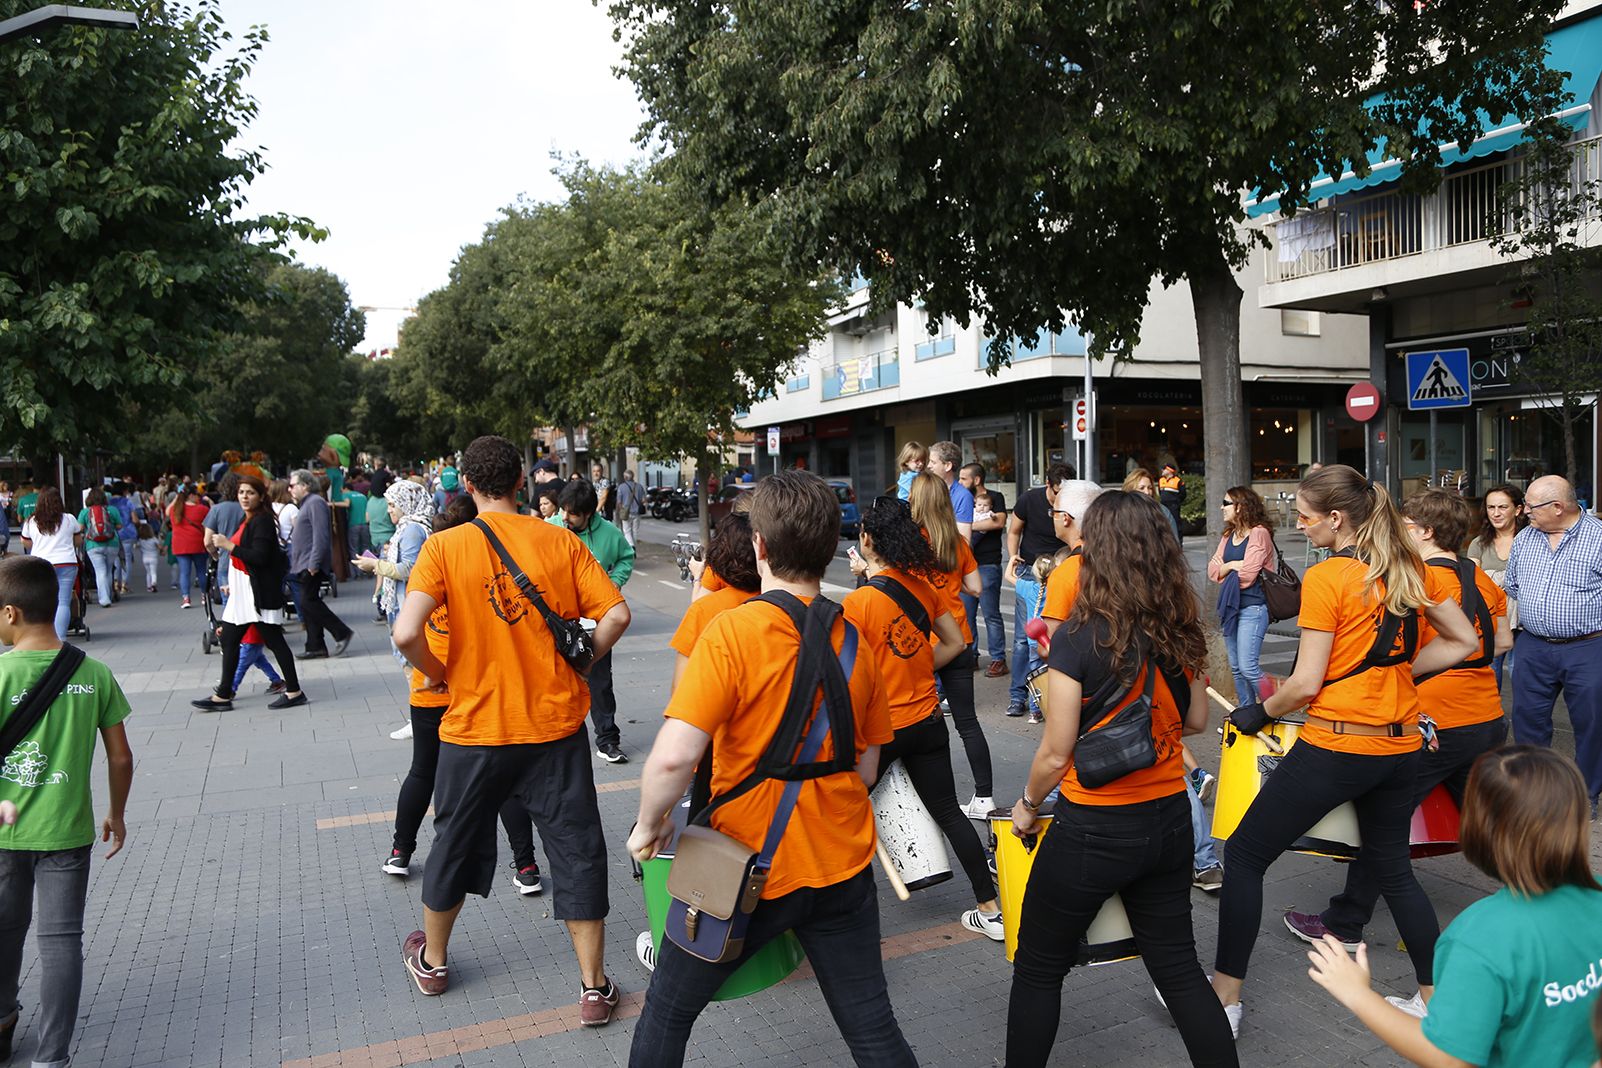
[66,554,91,641]
[200,556,222,654]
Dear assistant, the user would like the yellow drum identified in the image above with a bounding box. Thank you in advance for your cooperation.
[1024,665,1050,713]
[1212,719,1361,859]
[988,809,1138,966]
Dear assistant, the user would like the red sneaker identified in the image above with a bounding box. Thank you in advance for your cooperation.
[579,979,620,1027]
[403,930,448,995]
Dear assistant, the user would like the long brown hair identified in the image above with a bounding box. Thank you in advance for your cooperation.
[1069,491,1209,679]
[31,487,65,536]
[1223,485,1270,536]
[1300,464,1426,615]
[1461,746,1600,897]
[908,471,958,572]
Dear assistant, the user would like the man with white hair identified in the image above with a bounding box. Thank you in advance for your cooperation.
[1504,474,1602,812]
[1038,479,1103,642]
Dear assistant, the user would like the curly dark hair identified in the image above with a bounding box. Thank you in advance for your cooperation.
[434,493,478,532]
[1069,491,1208,679]
[1223,485,1270,535]
[460,435,522,500]
[860,495,936,578]
[706,513,759,592]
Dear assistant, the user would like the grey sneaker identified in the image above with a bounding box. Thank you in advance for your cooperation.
[1192,865,1224,893]
[332,635,351,658]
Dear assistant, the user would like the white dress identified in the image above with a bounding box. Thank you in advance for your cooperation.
[221,558,285,627]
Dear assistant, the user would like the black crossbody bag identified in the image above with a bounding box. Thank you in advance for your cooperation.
[472,518,595,671]
[0,644,88,765]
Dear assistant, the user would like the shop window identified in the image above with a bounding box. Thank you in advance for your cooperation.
[1281,310,1322,337]
[1250,409,1303,480]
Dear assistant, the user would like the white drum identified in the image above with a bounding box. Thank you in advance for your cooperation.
[870,759,953,892]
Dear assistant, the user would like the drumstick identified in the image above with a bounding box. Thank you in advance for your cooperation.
[875,836,911,902]
[1206,686,1285,755]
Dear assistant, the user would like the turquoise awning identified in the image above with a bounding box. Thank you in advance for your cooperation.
[1247,12,1602,218]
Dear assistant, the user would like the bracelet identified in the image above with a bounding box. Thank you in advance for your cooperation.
[1020,792,1041,812]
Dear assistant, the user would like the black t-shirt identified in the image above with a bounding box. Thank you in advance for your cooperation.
[1013,486,1066,566]
[971,489,1008,566]
[1047,616,1189,724]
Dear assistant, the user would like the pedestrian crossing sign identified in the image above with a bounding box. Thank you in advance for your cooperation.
[1405,348,1472,410]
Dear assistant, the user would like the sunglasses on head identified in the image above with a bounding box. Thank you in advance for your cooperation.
[871,495,907,514]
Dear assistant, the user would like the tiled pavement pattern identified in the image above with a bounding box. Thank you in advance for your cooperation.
[7,526,1595,1067]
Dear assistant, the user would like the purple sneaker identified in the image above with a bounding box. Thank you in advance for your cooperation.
[1283,911,1360,952]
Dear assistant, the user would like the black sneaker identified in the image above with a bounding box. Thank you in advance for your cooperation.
[382,849,411,876]
[512,862,543,895]
[598,743,629,765]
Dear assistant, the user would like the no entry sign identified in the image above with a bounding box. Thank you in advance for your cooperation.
[1345,382,1382,422]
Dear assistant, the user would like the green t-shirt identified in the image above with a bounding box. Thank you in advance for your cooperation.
[346,490,369,527]
[0,649,132,851]
[366,497,395,547]
[326,466,346,504]
[15,491,38,521]
[1423,884,1602,1068]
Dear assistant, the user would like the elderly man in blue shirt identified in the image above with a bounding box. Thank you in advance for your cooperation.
[1504,475,1602,812]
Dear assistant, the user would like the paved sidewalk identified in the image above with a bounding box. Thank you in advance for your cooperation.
[6,535,1594,1067]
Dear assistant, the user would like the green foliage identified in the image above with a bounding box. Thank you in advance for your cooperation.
[0,0,321,465]
[1181,474,1208,527]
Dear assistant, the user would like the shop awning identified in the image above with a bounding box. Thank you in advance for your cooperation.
[1247,12,1602,219]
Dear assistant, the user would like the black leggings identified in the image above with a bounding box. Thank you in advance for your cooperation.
[1216,739,1439,985]
[875,713,996,904]
[214,620,298,699]
[936,648,992,796]
[392,706,537,861]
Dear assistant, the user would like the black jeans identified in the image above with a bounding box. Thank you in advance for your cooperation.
[214,620,298,699]
[294,569,351,653]
[876,713,996,903]
[1216,740,1439,985]
[393,706,444,854]
[936,648,992,796]
[629,867,915,1068]
[499,797,539,870]
[587,650,619,750]
[1007,792,1237,1068]
[1322,717,1507,940]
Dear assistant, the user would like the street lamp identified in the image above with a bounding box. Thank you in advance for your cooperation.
[0,4,138,45]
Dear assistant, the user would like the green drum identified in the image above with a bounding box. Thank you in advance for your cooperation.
[639,854,806,1000]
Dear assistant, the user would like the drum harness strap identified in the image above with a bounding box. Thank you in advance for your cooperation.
[866,575,932,637]
[1309,549,1419,739]
[1411,556,1495,685]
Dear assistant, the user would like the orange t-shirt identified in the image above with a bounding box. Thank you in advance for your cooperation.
[666,598,893,898]
[1416,560,1505,729]
[671,584,757,657]
[1297,555,1424,755]
[699,565,726,593]
[407,511,626,745]
[1042,553,1083,622]
[842,568,944,731]
[409,601,453,710]
[924,536,979,644]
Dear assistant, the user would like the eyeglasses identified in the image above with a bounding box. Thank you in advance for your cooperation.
[1527,499,1562,511]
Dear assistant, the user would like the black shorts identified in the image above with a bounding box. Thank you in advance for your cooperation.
[422,727,609,920]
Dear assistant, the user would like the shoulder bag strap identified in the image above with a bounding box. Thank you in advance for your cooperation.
[471,517,567,631]
[865,575,932,636]
[1077,641,1148,736]
[0,644,88,765]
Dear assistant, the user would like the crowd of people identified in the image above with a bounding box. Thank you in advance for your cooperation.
[2,433,1601,1068]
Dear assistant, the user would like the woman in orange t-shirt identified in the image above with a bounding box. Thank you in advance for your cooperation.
[845,495,1002,940]
[909,471,991,815]
[670,513,761,686]
[1212,465,1479,1034]
[1008,491,1230,1067]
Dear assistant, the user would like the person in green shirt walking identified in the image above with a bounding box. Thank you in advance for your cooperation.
[76,487,124,609]
[0,555,135,1064]
[1308,745,1602,1068]
[558,479,633,763]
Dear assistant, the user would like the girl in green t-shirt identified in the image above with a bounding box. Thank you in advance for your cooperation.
[1308,745,1602,1068]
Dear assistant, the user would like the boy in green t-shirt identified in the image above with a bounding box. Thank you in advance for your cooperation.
[0,555,134,1064]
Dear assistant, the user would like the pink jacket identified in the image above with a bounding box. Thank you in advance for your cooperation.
[1207,525,1276,588]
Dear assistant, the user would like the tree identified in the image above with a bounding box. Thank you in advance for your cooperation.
[610,0,1567,531]
[0,0,320,473]
[1490,117,1602,486]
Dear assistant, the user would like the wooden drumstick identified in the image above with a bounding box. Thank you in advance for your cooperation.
[1206,686,1285,755]
[875,836,911,902]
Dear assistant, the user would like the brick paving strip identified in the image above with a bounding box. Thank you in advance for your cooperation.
[313,779,644,830]
[279,921,984,1067]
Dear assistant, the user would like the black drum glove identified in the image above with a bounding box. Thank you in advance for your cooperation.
[1229,701,1273,736]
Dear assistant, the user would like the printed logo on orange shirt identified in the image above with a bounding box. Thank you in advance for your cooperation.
[484,569,533,626]
[426,604,450,638]
[882,615,925,660]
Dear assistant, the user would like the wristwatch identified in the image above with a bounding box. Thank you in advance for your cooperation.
[1020,792,1041,812]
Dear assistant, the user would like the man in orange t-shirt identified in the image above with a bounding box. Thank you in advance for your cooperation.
[626,471,914,1066]
[391,436,631,1025]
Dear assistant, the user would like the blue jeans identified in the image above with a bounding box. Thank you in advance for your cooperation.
[1491,645,1515,690]
[1188,777,1220,870]
[86,543,117,607]
[176,552,209,600]
[1221,603,1269,705]
[1009,568,1043,709]
[630,867,915,1068]
[51,564,76,640]
[1512,631,1602,804]
[231,641,283,692]
[961,562,1006,661]
[0,845,92,1068]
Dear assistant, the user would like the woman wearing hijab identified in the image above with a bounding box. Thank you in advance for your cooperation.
[354,479,435,741]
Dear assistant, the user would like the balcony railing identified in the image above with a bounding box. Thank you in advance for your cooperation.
[1265,135,1602,284]
[823,349,900,400]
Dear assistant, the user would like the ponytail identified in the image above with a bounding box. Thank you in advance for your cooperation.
[1301,465,1428,615]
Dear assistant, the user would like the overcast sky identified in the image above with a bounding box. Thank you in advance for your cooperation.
[221,0,650,352]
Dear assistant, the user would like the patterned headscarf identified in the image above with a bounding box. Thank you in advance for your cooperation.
[378,479,436,618]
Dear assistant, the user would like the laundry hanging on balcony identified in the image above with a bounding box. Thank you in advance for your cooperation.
[1276,212,1338,261]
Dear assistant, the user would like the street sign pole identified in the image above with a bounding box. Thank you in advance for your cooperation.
[1428,410,1437,486]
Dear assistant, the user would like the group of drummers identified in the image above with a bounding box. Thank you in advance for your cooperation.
[626,462,1602,1068]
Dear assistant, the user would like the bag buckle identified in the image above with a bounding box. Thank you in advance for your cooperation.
[684,906,700,941]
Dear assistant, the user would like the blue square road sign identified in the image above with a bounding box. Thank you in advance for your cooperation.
[1405,348,1472,411]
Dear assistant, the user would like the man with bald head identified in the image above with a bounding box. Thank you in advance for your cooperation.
[1504,475,1602,811]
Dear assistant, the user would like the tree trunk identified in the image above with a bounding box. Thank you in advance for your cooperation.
[1562,403,1578,486]
[523,440,534,488]
[698,457,712,546]
[563,424,578,479]
[1189,249,1250,542]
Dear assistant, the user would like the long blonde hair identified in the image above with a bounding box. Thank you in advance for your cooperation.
[896,440,929,472]
[1300,465,1427,615]
[908,471,958,572]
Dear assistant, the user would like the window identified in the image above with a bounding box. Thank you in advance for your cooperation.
[786,374,811,393]
[915,316,957,361]
[1281,309,1322,336]
[823,350,900,400]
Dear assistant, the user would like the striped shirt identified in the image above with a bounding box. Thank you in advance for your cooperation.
[1503,513,1602,639]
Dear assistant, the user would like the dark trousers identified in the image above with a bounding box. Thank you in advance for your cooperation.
[1216,741,1439,985]
[0,846,92,1067]
[294,570,351,653]
[1007,793,1236,1068]
[936,648,992,796]
[499,797,539,870]
[393,706,444,854]
[214,620,298,699]
[1512,631,1602,803]
[876,713,997,903]
[587,651,619,750]
[1322,717,1506,939]
[629,867,915,1068]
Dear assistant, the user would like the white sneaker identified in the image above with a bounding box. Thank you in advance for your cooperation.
[962,795,995,820]
[961,909,1004,941]
[636,930,657,972]
[1155,979,1242,1040]
[1385,991,1428,1018]
[389,721,414,741]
